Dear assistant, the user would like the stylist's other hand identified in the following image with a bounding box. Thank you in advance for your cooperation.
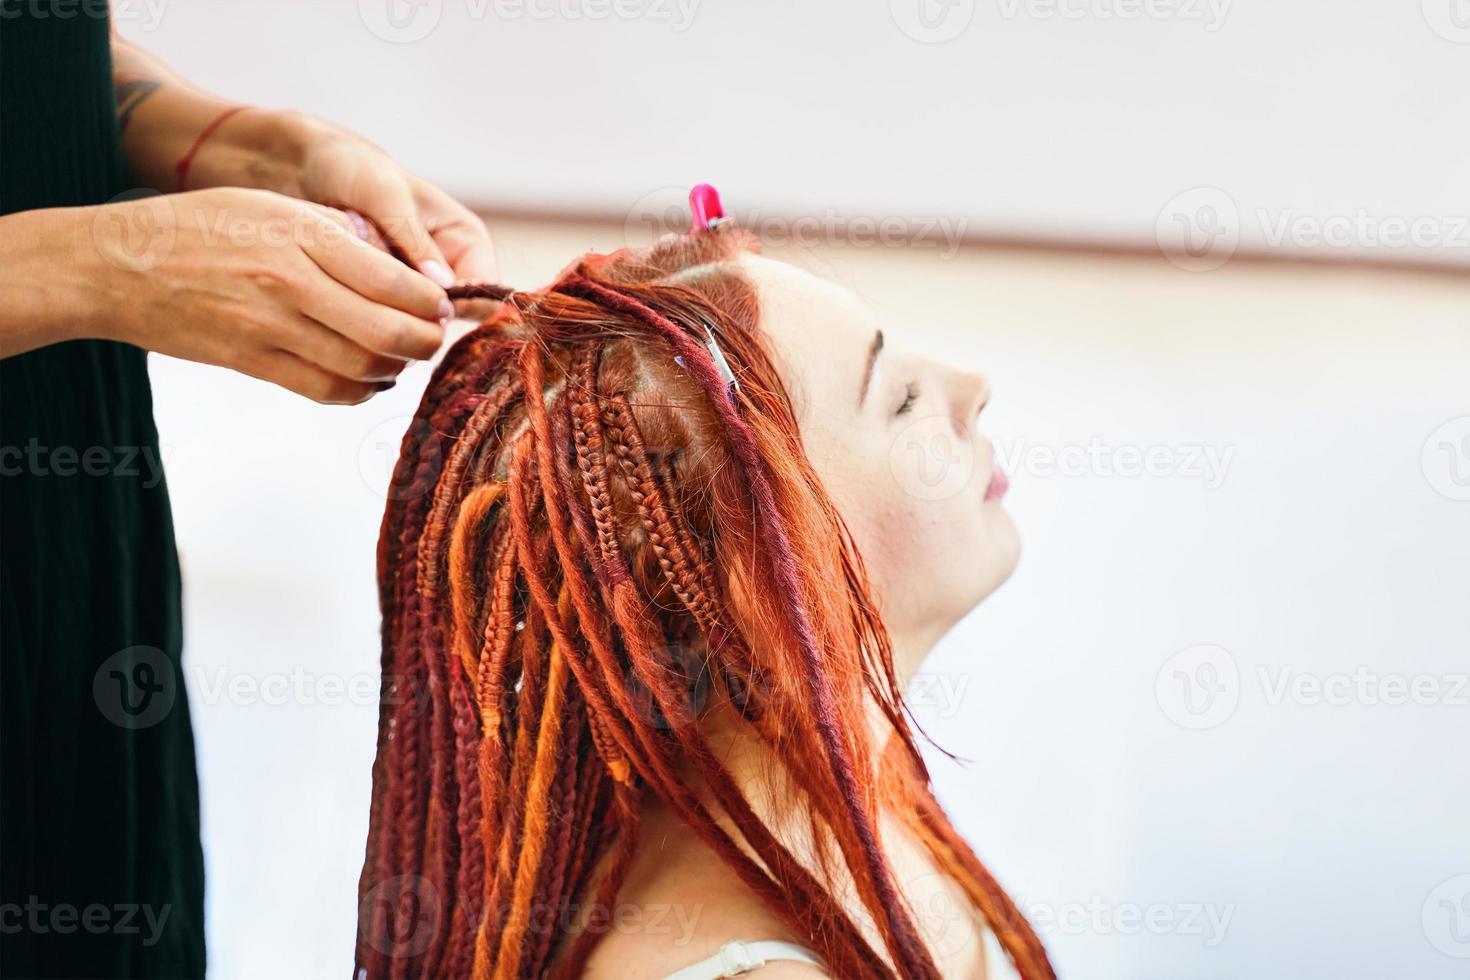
[288,118,498,288]
[85,188,452,404]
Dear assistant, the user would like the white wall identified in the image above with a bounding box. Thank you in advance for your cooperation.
[117,0,1469,264]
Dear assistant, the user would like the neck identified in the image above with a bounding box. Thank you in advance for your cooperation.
[891,620,946,691]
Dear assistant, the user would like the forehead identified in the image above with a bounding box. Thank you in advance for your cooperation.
[739,254,877,421]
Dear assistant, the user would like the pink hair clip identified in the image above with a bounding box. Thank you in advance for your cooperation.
[688,183,727,232]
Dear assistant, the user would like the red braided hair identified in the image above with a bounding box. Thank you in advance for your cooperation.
[355,226,1055,980]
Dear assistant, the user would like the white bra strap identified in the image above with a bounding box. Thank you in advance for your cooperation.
[662,939,826,979]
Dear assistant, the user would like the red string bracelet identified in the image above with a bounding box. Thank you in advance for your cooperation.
[174,105,248,192]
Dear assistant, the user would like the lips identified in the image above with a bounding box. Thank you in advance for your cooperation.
[984,463,1009,502]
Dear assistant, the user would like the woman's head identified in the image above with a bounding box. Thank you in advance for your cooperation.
[356,198,1049,979]
[736,251,1018,659]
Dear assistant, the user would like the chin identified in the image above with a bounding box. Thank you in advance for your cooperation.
[920,511,1022,649]
[876,508,1023,659]
[974,506,1021,603]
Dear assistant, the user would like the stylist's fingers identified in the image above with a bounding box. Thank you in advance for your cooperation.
[414,178,499,283]
[284,314,407,382]
[301,204,450,324]
[354,178,456,289]
[295,269,444,362]
[247,348,381,406]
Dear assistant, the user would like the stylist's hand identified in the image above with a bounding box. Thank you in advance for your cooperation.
[79,188,451,404]
[288,117,498,288]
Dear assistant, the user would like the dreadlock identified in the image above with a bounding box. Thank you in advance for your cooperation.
[355,223,1055,979]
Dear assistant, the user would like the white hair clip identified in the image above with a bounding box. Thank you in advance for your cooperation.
[675,324,740,402]
[702,324,740,398]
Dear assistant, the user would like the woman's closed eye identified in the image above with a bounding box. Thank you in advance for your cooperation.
[896,380,920,417]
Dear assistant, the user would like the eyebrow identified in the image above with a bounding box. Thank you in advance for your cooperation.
[859,329,884,406]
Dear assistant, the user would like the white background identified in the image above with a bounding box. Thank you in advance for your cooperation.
[116,0,1470,263]
[114,4,1470,979]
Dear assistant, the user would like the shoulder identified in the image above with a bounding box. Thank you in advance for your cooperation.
[576,821,821,977]
[574,800,832,978]
[576,886,824,978]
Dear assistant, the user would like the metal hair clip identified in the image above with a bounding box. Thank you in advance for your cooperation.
[702,324,740,398]
[673,323,740,402]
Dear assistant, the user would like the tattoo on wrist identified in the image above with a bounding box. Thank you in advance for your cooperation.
[115,78,162,132]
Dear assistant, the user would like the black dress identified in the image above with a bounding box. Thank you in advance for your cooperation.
[1,6,207,977]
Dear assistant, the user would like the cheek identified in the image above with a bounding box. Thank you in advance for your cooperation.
[879,495,1020,637]
[816,431,1020,636]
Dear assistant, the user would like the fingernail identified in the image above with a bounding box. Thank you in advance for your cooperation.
[437,297,454,327]
[422,260,454,288]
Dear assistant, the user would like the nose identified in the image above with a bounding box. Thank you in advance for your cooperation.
[948,365,991,437]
